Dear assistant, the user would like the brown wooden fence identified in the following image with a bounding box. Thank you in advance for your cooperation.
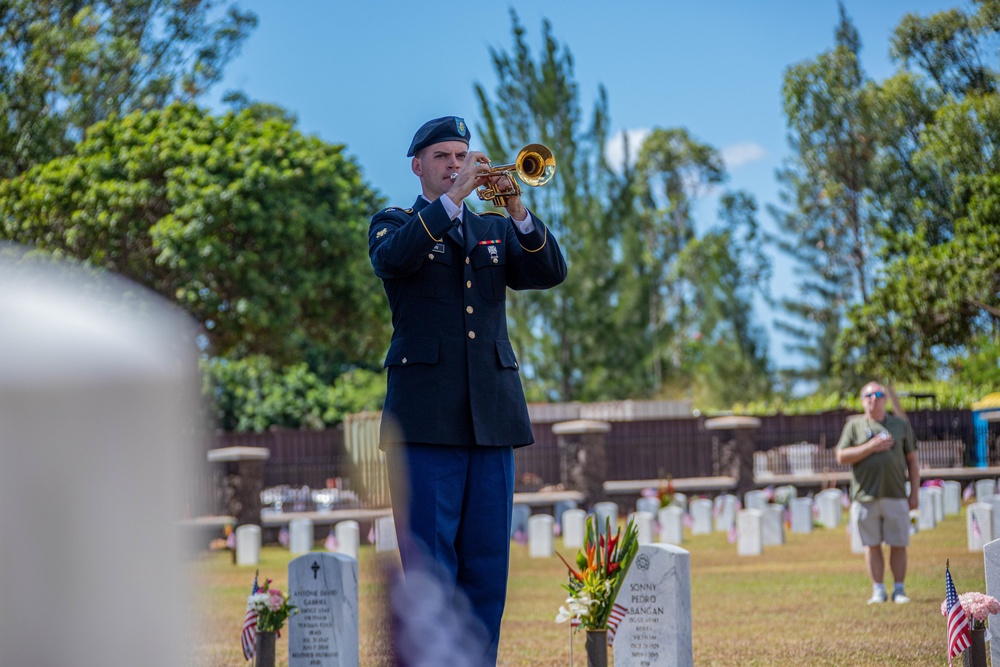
[195,408,991,512]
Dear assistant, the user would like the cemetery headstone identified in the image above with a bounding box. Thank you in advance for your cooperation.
[762,504,785,546]
[611,544,693,667]
[737,509,763,556]
[375,515,398,552]
[983,538,1000,666]
[528,514,555,558]
[335,521,360,560]
[671,492,688,513]
[593,501,619,534]
[943,480,962,515]
[562,508,587,548]
[236,524,262,566]
[928,486,944,524]
[743,489,768,512]
[969,503,994,551]
[658,506,685,545]
[848,505,866,554]
[637,496,661,516]
[816,489,843,529]
[0,255,196,667]
[288,553,359,667]
[631,511,655,545]
[790,498,813,534]
[714,494,738,533]
[553,499,578,530]
[690,499,713,535]
[976,479,996,503]
[918,488,936,530]
[290,518,315,555]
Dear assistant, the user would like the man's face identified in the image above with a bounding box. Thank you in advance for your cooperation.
[411,141,468,199]
[861,383,887,420]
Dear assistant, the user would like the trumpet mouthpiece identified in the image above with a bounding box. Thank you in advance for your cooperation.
[450,173,458,181]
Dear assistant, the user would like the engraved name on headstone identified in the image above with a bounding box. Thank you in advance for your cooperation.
[612,544,693,667]
[288,553,359,667]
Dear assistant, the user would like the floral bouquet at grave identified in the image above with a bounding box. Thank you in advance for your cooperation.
[555,515,639,631]
[248,579,298,633]
[941,591,1000,630]
[657,477,676,508]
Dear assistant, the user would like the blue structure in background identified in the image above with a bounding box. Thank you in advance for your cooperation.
[972,393,1000,468]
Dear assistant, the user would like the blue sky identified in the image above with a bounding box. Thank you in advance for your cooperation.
[211,0,959,369]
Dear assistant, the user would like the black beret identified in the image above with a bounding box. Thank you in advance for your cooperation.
[406,116,471,157]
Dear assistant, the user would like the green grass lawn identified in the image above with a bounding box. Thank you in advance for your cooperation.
[191,510,985,666]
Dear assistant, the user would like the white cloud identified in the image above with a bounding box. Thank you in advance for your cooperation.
[721,141,766,169]
[604,128,650,172]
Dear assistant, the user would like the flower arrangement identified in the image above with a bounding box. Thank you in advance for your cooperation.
[248,579,298,633]
[555,515,639,631]
[942,591,1000,630]
[657,478,676,508]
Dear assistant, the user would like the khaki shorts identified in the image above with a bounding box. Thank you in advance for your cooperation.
[852,498,910,547]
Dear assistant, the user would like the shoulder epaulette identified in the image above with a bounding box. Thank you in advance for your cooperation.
[480,211,507,218]
[378,206,414,215]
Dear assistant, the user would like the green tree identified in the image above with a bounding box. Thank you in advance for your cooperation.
[836,2,1000,382]
[0,0,256,179]
[771,2,876,391]
[474,12,619,401]
[0,102,390,369]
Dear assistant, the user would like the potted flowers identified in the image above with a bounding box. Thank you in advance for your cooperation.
[942,584,1000,667]
[555,515,639,667]
[245,578,298,667]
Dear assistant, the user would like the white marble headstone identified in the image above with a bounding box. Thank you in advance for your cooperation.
[790,497,813,533]
[762,504,785,546]
[918,488,937,530]
[928,486,944,524]
[744,490,768,512]
[0,255,197,667]
[690,499,713,535]
[290,518,315,555]
[637,496,661,516]
[288,553,359,667]
[334,520,360,559]
[671,492,688,513]
[969,503,994,551]
[375,515,398,552]
[848,502,865,554]
[631,511,655,545]
[562,508,587,548]
[529,514,555,558]
[658,506,685,545]
[612,544,693,667]
[976,479,996,503]
[983,538,1000,666]
[943,480,962,515]
[816,489,843,529]
[236,524,262,565]
[714,494,738,533]
[737,509,763,556]
[593,502,619,534]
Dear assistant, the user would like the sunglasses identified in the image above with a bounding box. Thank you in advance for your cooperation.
[863,391,885,399]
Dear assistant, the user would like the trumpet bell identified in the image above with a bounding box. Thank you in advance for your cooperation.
[516,143,556,187]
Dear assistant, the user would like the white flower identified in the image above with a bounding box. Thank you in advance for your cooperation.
[248,593,271,610]
[555,594,598,623]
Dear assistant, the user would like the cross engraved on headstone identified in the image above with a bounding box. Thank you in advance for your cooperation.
[311,561,321,579]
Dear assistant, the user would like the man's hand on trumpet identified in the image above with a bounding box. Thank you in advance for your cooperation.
[446,151,492,207]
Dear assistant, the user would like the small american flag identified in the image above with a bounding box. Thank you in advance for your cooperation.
[241,572,260,661]
[606,602,627,646]
[972,512,982,541]
[946,564,971,665]
[963,484,975,502]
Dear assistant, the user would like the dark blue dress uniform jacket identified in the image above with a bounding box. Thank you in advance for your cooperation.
[369,195,567,448]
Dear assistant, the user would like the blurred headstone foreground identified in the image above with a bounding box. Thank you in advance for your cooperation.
[0,247,200,667]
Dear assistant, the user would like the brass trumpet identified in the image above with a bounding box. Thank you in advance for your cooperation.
[476,143,556,207]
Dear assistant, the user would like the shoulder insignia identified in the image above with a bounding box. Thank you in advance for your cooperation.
[381,206,414,215]
[376,227,389,238]
[480,211,507,218]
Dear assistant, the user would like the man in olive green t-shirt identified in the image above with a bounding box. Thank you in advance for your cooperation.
[836,381,919,605]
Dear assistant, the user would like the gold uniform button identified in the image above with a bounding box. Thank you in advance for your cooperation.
[466,280,472,288]
[466,306,473,314]
[468,331,476,339]
[401,357,408,364]
[465,257,470,264]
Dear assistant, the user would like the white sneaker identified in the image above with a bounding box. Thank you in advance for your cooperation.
[868,592,888,604]
[893,593,911,604]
